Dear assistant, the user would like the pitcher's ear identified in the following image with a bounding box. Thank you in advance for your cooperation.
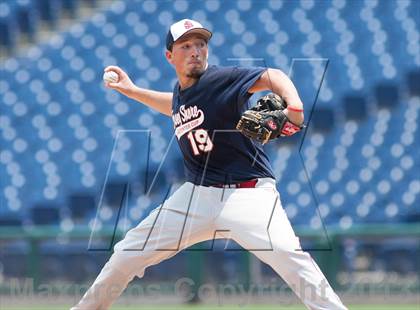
[165,50,173,64]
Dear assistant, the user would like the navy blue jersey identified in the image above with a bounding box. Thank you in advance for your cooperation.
[171,65,275,186]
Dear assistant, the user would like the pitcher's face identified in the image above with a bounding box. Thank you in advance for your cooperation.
[166,34,209,79]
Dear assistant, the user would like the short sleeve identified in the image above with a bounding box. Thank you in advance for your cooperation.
[231,66,267,108]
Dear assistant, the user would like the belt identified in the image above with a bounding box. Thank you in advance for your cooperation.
[211,179,258,189]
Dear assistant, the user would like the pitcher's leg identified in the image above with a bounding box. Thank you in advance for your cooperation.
[252,207,346,309]
[69,251,140,310]
[71,184,214,310]
[252,241,346,309]
[217,187,347,310]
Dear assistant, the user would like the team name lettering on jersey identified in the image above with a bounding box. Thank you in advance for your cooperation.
[172,105,205,139]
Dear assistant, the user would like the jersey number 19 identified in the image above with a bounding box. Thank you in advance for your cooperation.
[187,129,214,155]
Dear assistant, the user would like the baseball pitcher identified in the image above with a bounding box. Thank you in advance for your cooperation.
[71,19,347,310]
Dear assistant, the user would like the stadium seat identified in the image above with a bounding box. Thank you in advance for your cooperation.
[375,84,399,108]
[0,2,18,51]
[68,193,96,220]
[311,107,336,132]
[16,0,38,42]
[30,204,60,225]
[35,0,61,28]
[344,96,368,120]
[406,70,420,97]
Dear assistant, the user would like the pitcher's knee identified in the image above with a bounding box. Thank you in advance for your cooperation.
[105,251,147,278]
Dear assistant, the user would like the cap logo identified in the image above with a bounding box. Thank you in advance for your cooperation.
[184,20,194,29]
[167,19,212,50]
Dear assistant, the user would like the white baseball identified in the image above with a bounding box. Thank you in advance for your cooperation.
[103,70,119,83]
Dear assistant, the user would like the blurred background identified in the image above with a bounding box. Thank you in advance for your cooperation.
[0,0,419,308]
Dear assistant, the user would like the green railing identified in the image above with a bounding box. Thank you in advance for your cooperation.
[1,223,419,291]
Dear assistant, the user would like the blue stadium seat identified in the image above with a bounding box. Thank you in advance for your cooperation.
[16,0,38,42]
[61,0,80,18]
[344,96,368,120]
[0,2,18,51]
[35,0,61,28]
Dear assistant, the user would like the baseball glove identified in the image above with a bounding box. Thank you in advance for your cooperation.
[236,93,304,144]
[251,93,287,112]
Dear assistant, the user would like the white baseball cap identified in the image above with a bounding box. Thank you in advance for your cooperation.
[166,19,212,50]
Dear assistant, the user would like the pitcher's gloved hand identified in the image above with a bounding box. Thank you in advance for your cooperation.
[236,93,304,144]
[251,93,287,112]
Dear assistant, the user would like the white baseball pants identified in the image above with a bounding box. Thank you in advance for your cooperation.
[71,178,347,309]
